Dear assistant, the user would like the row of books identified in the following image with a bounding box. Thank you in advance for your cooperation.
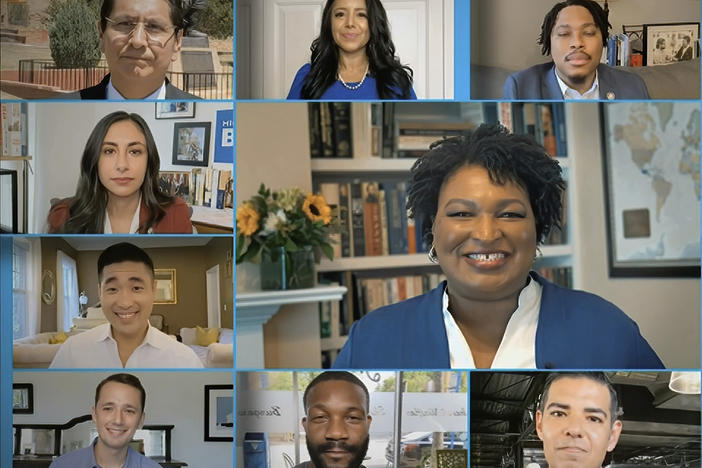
[159,168,232,209]
[534,266,573,289]
[318,180,428,258]
[491,102,567,157]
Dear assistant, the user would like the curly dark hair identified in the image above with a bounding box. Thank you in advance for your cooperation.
[300,0,414,99]
[54,111,176,234]
[538,0,610,55]
[406,123,565,247]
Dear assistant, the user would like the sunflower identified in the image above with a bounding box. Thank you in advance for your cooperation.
[302,193,331,224]
[236,202,260,236]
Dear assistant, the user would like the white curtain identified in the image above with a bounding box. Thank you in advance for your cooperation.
[56,249,79,332]
[12,238,40,339]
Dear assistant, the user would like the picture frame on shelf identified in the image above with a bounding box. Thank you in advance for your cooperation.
[599,102,700,277]
[172,122,211,167]
[154,269,177,304]
[158,171,191,203]
[204,385,233,442]
[643,22,699,66]
[155,102,196,119]
[13,383,33,414]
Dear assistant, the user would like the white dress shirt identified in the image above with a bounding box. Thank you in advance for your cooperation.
[49,323,204,368]
[103,196,142,234]
[106,78,167,100]
[555,68,599,99]
[442,278,542,368]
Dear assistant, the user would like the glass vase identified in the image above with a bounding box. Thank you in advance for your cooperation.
[260,246,316,290]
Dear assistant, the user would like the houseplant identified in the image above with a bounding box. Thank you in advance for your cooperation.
[236,184,334,290]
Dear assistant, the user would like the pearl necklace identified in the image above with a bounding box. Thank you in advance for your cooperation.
[338,64,369,90]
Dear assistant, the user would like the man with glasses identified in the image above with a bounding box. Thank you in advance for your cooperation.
[67,0,200,99]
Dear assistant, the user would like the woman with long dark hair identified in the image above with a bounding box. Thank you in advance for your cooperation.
[287,0,416,99]
[48,111,192,234]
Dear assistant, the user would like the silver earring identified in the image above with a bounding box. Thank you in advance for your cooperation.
[428,244,438,264]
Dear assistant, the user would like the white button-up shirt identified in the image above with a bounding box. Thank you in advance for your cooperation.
[50,323,204,368]
[442,278,542,368]
[555,68,599,99]
[106,78,167,100]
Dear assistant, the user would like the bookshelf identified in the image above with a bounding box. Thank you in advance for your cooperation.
[307,102,578,366]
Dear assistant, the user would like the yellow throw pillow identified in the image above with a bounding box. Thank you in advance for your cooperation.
[195,326,219,346]
[49,332,68,344]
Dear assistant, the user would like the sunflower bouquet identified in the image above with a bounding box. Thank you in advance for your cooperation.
[236,184,335,264]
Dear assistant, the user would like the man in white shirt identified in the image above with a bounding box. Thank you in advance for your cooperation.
[536,372,622,468]
[50,242,203,368]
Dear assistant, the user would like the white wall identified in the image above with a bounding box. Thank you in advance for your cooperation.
[569,103,699,368]
[31,101,232,233]
[472,0,700,70]
[13,371,232,467]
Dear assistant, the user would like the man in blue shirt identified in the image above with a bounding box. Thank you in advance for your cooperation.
[49,373,161,468]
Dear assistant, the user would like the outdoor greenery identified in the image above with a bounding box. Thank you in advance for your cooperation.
[48,0,101,68]
[194,0,233,39]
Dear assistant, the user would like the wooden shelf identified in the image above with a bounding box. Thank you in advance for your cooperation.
[236,285,347,308]
[311,157,415,173]
[0,155,32,161]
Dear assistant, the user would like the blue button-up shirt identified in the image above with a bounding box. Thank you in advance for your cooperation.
[49,438,162,468]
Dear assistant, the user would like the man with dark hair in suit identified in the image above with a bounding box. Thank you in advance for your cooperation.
[675,35,693,62]
[503,0,649,100]
[64,0,200,99]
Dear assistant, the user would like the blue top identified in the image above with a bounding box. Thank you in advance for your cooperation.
[49,438,162,468]
[286,63,417,100]
[332,272,665,369]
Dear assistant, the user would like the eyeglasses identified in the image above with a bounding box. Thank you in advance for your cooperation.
[104,16,177,47]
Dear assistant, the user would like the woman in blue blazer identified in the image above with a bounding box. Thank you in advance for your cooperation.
[333,123,664,369]
[286,0,416,100]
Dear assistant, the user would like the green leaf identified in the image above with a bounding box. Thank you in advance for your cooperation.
[320,243,334,260]
[284,238,299,252]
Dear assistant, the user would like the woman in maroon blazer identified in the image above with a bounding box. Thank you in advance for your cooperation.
[48,111,192,234]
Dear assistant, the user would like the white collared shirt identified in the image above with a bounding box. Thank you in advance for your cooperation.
[442,277,542,368]
[555,68,599,99]
[106,77,166,100]
[104,196,142,234]
[49,323,204,368]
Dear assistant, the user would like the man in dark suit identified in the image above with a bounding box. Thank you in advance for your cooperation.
[675,36,694,62]
[503,0,649,100]
[63,0,199,99]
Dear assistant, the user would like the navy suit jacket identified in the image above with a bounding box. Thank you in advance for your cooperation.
[332,273,664,369]
[503,62,649,100]
[60,74,200,99]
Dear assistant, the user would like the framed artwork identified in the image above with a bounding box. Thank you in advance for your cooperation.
[172,122,211,167]
[158,171,191,203]
[154,269,177,304]
[204,385,233,441]
[643,22,699,66]
[600,102,700,277]
[155,102,196,119]
[13,383,33,414]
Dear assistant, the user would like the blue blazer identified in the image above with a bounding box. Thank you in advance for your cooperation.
[503,62,649,100]
[332,273,664,369]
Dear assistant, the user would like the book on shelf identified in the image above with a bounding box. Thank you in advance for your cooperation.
[308,102,353,158]
[490,102,568,157]
[188,168,232,209]
[535,266,572,289]
[315,179,427,257]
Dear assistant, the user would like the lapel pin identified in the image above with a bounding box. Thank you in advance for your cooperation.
[606,91,615,100]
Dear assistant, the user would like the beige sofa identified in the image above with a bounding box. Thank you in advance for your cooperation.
[179,327,233,368]
[13,330,82,368]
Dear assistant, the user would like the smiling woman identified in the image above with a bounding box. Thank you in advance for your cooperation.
[47,111,192,234]
[332,123,664,370]
[286,0,416,100]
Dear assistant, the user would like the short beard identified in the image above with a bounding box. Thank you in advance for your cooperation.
[306,435,369,468]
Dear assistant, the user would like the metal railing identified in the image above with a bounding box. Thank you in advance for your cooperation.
[17,59,233,99]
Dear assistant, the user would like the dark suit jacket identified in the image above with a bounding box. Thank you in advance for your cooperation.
[503,62,649,100]
[60,74,200,99]
[332,273,664,369]
[676,45,693,61]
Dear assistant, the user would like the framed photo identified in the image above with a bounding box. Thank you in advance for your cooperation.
[13,383,33,414]
[158,171,191,203]
[643,22,699,66]
[155,102,196,119]
[154,269,177,304]
[600,102,700,277]
[172,122,211,167]
[204,385,233,441]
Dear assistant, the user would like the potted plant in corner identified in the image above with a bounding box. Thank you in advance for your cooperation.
[236,184,334,290]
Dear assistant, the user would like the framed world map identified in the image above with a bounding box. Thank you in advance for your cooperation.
[600,102,700,277]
